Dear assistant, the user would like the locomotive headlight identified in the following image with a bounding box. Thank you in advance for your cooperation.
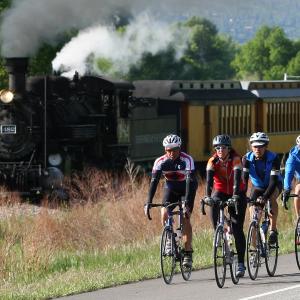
[0,89,14,103]
[48,153,63,166]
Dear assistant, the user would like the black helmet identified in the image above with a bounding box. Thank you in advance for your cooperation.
[212,134,231,147]
[162,134,182,149]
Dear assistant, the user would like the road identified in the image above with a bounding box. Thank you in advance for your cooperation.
[57,253,300,300]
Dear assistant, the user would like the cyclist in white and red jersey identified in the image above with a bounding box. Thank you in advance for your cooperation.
[144,134,198,268]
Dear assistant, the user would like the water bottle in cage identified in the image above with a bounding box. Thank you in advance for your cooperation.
[175,228,182,244]
[261,220,268,235]
[225,229,233,249]
[260,226,266,243]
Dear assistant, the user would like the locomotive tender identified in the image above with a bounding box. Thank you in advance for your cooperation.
[0,57,300,197]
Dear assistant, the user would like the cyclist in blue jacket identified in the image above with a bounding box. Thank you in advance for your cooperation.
[282,135,300,218]
[144,134,198,268]
[242,132,282,244]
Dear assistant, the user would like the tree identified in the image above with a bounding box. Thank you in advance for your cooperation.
[232,25,295,80]
[127,17,237,80]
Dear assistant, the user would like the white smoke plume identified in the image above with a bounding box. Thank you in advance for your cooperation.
[52,13,189,77]
[0,0,225,57]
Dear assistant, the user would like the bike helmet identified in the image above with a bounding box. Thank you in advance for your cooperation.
[212,134,231,147]
[249,132,269,146]
[162,134,182,149]
[296,135,300,145]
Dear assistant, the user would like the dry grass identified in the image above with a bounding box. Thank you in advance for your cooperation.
[0,163,211,282]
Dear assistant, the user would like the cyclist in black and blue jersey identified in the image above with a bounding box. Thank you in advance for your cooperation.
[144,134,198,268]
[282,135,300,218]
[242,132,282,245]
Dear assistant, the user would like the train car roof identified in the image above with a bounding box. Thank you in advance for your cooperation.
[133,80,257,104]
[241,80,300,98]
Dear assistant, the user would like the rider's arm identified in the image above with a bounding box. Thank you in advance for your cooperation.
[233,156,242,195]
[147,169,162,204]
[242,155,250,192]
[206,158,215,196]
[284,152,296,191]
[263,155,281,199]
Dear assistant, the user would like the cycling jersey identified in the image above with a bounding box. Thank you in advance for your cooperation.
[243,150,281,189]
[147,151,197,208]
[284,145,300,191]
[242,150,282,199]
[206,151,245,195]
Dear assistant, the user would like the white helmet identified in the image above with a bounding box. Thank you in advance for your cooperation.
[249,132,269,146]
[163,134,182,149]
[296,135,300,145]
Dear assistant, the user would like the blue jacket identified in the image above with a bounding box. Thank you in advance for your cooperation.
[245,150,282,189]
[284,146,300,190]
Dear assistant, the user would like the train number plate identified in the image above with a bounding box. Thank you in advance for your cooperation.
[0,125,16,134]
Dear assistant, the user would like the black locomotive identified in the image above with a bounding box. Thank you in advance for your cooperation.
[0,57,179,197]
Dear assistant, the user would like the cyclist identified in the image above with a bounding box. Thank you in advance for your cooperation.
[203,134,247,277]
[144,134,198,268]
[282,135,300,218]
[242,132,282,245]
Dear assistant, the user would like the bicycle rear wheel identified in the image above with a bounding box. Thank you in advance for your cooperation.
[246,221,260,280]
[295,217,300,270]
[265,229,278,276]
[229,234,239,285]
[160,227,176,284]
[180,247,192,281]
[213,225,226,288]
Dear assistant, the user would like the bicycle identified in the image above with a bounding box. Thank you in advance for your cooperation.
[246,197,279,280]
[282,193,300,269]
[146,200,192,284]
[201,197,239,288]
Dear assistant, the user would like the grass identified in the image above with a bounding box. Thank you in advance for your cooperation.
[0,165,297,299]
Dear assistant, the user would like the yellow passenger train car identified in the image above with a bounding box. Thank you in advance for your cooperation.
[133,79,300,167]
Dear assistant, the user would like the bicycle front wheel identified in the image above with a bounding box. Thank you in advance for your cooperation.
[295,217,300,270]
[264,229,278,276]
[160,227,176,284]
[213,225,226,288]
[246,221,260,280]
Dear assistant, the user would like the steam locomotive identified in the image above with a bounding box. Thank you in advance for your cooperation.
[1,57,300,198]
[0,58,179,198]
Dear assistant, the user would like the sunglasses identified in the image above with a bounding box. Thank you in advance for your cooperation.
[215,146,228,150]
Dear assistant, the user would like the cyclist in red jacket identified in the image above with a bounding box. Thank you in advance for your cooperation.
[203,134,247,277]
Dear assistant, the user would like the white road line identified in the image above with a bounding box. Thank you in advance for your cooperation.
[239,284,300,300]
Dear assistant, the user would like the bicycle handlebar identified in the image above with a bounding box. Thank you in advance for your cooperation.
[282,193,299,210]
[200,197,238,215]
[146,201,184,220]
[248,197,273,215]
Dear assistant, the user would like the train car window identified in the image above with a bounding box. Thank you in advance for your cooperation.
[190,83,194,89]
[219,104,251,137]
[267,101,300,133]
[210,83,214,88]
[230,83,234,88]
[119,93,129,118]
[179,83,183,89]
[200,83,204,89]
[220,83,224,88]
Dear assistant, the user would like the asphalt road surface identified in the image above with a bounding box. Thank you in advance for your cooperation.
[57,253,300,300]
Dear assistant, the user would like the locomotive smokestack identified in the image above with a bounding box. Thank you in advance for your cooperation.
[4,57,28,97]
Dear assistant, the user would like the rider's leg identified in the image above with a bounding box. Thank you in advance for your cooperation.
[269,187,280,231]
[294,183,300,219]
[183,217,192,251]
[230,194,247,264]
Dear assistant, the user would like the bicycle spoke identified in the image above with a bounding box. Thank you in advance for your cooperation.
[214,226,226,288]
[160,228,176,284]
[247,221,260,280]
